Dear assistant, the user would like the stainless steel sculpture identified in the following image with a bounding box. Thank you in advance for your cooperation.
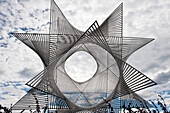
[11,0,157,112]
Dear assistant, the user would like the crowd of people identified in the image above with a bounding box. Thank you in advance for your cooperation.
[0,95,169,113]
[0,104,12,113]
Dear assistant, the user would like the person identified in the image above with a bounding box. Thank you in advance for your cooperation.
[152,110,156,113]
[136,107,142,113]
[0,104,2,111]
[43,105,48,113]
[110,106,114,113]
[126,103,135,113]
[122,104,126,113]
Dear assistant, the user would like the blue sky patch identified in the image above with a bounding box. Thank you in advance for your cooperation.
[1,83,10,87]
[29,28,35,31]
[0,97,5,100]
[0,0,7,4]
[0,37,4,40]
[0,12,7,17]
[8,32,14,38]
[2,92,9,95]
[15,83,22,86]
[0,18,6,26]
[42,8,49,13]
[29,13,34,17]
[21,87,30,92]
[20,27,28,31]
[7,9,14,16]
[0,42,8,48]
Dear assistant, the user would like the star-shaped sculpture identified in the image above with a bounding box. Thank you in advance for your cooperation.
[11,0,157,112]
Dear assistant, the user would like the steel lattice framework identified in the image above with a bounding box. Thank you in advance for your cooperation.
[11,0,157,112]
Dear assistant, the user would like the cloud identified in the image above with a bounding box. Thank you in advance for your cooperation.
[65,51,97,82]
[157,54,170,63]
[154,70,170,85]
[142,63,167,73]
[18,67,37,78]
[0,69,5,75]
[0,81,30,107]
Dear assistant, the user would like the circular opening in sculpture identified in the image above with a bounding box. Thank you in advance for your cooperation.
[65,51,97,83]
[55,43,120,107]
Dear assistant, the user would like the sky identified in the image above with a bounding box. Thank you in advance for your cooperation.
[0,0,170,112]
